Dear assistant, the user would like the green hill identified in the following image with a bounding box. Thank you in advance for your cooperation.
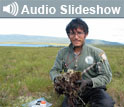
[0,34,123,45]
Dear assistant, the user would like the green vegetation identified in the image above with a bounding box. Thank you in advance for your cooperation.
[0,45,124,107]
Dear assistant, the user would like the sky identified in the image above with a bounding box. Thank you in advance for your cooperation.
[0,18,124,44]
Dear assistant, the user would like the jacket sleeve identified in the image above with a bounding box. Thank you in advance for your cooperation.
[91,52,112,88]
[50,49,63,81]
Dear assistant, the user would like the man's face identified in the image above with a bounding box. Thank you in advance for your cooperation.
[68,27,88,47]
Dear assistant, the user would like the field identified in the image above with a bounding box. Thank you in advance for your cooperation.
[0,45,124,107]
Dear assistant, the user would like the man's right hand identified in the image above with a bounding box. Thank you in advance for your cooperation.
[54,75,61,84]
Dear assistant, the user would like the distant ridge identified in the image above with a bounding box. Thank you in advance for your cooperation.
[0,34,69,44]
[86,39,123,45]
[0,34,123,45]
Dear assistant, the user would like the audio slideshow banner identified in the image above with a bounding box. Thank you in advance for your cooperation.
[0,0,124,18]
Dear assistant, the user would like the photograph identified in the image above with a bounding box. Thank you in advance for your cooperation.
[0,0,124,106]
[0,18,124,107]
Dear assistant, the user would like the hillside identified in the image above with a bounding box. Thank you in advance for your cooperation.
[0,34,123,45]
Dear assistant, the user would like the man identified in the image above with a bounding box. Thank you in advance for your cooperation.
[50,18,115,107]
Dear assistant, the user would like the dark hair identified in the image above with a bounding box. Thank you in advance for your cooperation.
[66,18,89,35]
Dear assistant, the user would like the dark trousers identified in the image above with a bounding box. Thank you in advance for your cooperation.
[62,87,115,107]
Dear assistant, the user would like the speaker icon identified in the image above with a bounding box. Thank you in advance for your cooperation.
[3,2,19,16]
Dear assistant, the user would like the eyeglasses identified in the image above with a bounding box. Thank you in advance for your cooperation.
[68,31,85,37]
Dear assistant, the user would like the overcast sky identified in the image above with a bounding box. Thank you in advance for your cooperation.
[0,18,124,43]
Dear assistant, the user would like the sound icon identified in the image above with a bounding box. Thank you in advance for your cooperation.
[3,2,19,16]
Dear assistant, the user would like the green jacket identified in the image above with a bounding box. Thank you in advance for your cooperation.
[50,43,112,88]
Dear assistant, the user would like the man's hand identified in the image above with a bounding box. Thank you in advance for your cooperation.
[75,79,93,91]
[54,75,61,84]
[54,75,65,95]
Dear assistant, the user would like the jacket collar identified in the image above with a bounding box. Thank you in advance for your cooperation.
[68,42,86,53]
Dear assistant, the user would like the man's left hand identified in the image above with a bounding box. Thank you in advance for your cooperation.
[75,79,93,91]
